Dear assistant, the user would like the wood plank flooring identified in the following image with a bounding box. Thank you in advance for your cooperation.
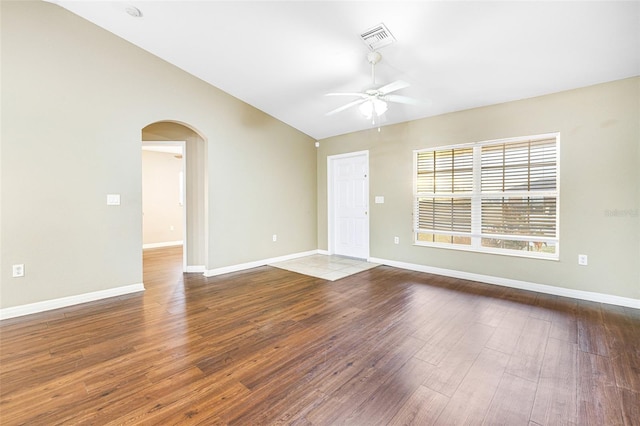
[1,246,639,425]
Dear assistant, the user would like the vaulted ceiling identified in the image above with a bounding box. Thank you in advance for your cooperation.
[49,1,640,140]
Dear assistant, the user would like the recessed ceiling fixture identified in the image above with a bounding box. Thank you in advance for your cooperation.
[124,5,143,18]
[360,23,396,51]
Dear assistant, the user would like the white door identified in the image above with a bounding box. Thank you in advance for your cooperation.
[329,152,369,259]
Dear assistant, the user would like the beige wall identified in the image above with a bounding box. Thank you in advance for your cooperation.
[1,1,636,311]
[1,1,317,309]
[318,77,640,300]
[142,150,184,246]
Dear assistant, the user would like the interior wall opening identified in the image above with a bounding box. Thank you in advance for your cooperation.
[142,121,208,273]
[142,141,186,264]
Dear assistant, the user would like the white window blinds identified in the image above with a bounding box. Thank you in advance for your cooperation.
[414,134,559,258]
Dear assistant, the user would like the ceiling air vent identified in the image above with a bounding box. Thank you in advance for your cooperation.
[360,23,396,51]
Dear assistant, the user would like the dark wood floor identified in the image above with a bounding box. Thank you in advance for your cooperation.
[1,246,639,425]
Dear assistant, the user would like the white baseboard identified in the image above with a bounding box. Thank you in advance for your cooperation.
[0,283,145,321]
[143,241,183,249]
[204,250,320,277]
[317,249,330,255]
[185,265,205,273]
[5,254,635,320]
[369,257,640,309]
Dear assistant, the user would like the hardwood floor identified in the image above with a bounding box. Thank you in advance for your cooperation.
[1,246,639,425]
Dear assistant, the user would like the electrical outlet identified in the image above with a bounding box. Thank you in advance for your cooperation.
[12,264,25,278]
[272,234,277,242]
[394,236,399,244]
[578,254,588,266]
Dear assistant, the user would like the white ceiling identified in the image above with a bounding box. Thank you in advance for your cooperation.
[49,1,640,140]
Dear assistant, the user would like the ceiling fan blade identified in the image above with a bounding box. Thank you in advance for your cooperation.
[325,98,368,116]
[377,80,410,95]
[384,94,431,106]
[325,92,368,98]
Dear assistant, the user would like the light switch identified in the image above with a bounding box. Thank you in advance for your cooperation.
[107,194,121,206]
[375,196,385,204]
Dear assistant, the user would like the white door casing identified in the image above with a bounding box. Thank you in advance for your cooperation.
[328,151,369,259]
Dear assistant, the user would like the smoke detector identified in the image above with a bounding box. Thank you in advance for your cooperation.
[360,23,396,51]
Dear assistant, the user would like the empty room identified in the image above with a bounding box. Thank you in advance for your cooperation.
[1,1,639,424]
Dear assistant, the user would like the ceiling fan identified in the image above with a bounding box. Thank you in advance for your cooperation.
[325,51,426,122]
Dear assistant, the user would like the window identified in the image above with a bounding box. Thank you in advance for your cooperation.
[414,133,559,259]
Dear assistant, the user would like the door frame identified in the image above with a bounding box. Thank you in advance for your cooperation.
[142,140,188,272]
[327,150,370,259]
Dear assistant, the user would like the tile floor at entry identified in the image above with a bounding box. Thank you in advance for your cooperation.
[269,254,379,281]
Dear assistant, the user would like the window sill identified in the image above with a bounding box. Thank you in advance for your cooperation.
[413,241,559,261]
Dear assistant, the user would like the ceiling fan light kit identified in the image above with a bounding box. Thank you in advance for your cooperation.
[325,30,425,123]
[359,98,388,120]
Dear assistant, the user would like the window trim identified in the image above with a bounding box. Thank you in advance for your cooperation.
[413,133,560,260]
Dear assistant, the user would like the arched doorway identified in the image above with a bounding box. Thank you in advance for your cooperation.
[141,121,208,273]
